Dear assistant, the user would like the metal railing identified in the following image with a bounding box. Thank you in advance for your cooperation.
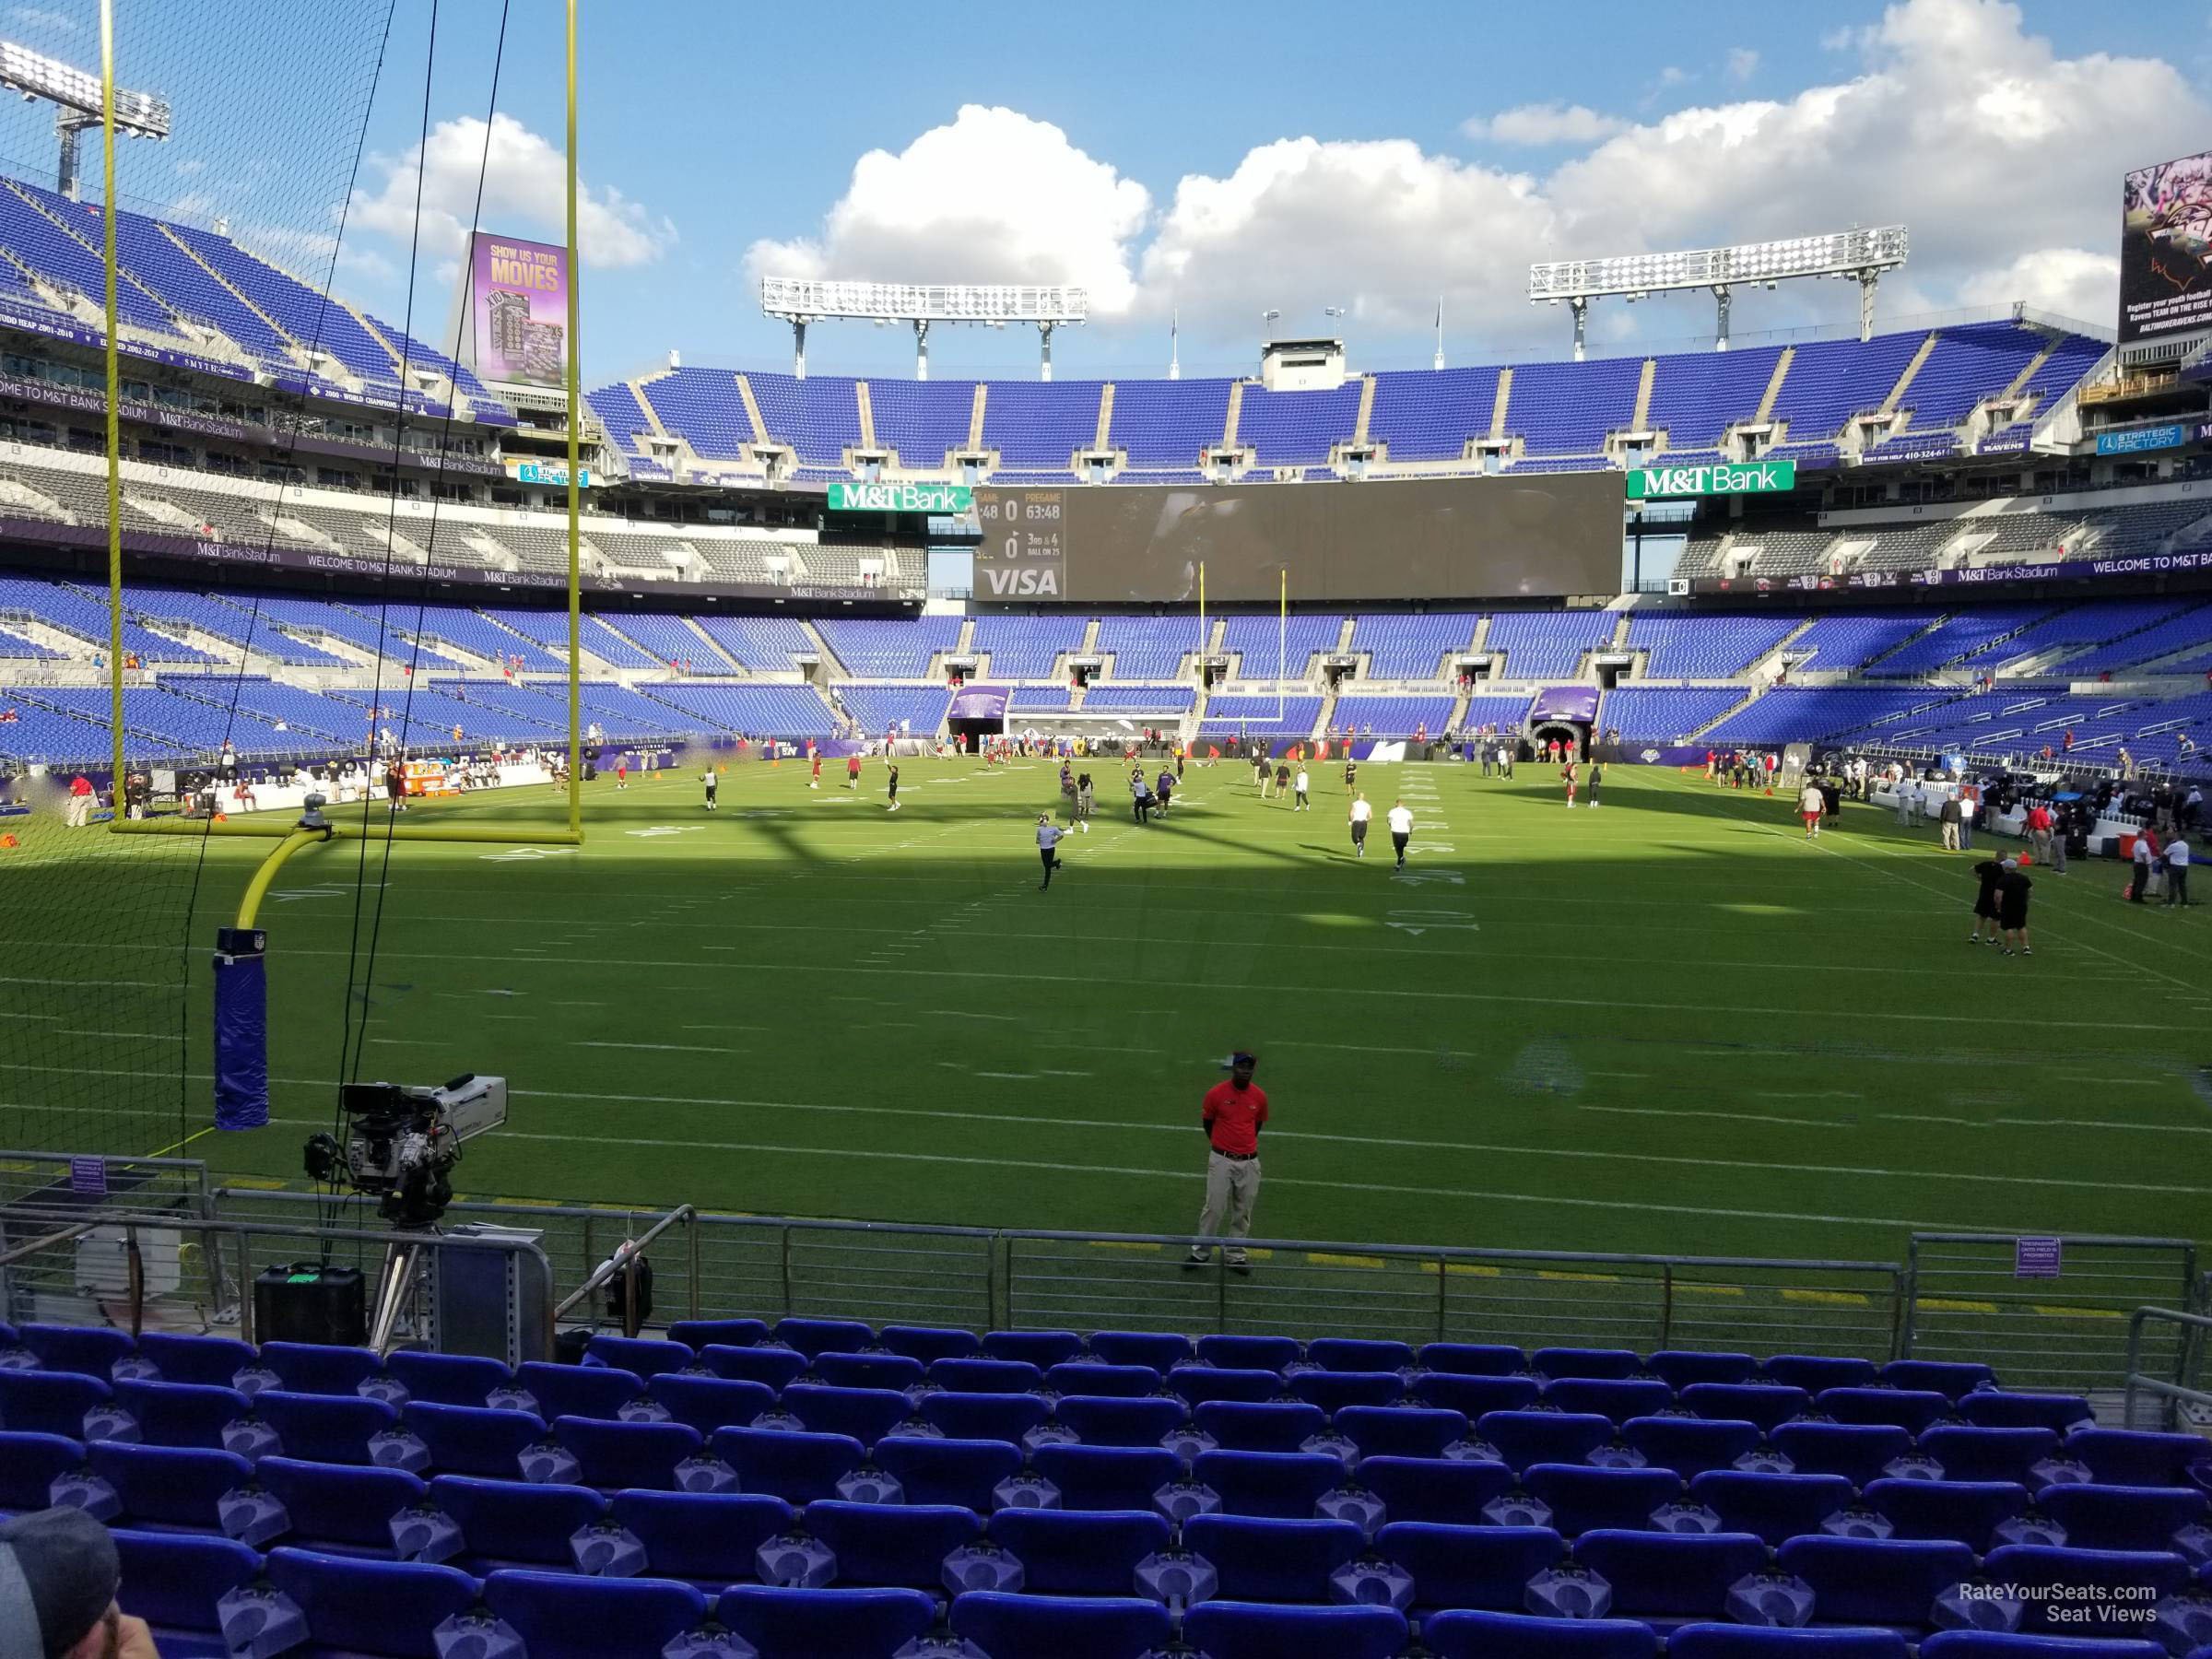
[2123,1307,2212,1430]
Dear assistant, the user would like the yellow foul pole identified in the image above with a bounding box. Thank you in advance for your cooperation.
[101,0,123,806]
[564,0,582,839]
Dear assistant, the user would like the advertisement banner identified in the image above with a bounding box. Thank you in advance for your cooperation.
[947,686,1009,722]
[2121,150,2212,347]
[825,480,972,514]
[973,488,1066,598]
[465,232,569,388]
[2094,423,2186,456]
[512,459,592,488]
[1530,686,1601,724]
[1627,458,1796,500]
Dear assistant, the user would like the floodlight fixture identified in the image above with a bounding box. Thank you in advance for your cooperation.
[759,277,1088,381]
[1526,226,1908,356]
[0,38,170,199]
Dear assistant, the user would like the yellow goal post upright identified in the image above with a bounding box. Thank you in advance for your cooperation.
[101,0,589,899]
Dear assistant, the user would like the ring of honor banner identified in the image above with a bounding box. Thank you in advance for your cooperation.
[2121,150,2212,347]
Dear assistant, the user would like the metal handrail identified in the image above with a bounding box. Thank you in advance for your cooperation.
[2123,1305,2212,1429]
[553,1205,696,1323]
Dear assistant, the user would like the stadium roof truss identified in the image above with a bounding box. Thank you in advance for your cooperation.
[759,277,1089,382]
[1528,227,1910,358]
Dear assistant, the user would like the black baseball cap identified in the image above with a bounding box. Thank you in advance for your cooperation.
[0,1508,120,1659]
[1230,1051,1258,1067]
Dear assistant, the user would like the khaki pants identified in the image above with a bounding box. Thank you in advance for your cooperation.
[1191,1151,1261,1262]
[64,792,89,828]
[1941,821,1959,851]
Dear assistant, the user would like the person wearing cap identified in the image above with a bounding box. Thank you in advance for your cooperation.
[1035,814,1065,890]
[1184,1052,1270,1274]
[0,1506,159,1659]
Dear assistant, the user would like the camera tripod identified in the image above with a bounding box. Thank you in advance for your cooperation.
[368,1223,441,1354]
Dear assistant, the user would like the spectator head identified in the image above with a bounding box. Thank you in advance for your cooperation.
[0,1507,121,1659]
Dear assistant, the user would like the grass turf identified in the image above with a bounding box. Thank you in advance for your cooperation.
[2,752,2199,1287]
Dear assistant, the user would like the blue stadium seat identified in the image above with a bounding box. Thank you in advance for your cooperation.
[1477,1410,1615,1472]
[1546,1379,1675,1424]
[111,1528,262,1658]
[84,1442,252,1533]
[1917,1426,2060,1485]
[1690,1470,1854,1545]
[1182,1513,1363,1602]
[1182,1601,1409,1659]
[711,1427,866,1505]
[482,1569,709,1659]
[1053,1395,1187,1448]
[1335,1406,1466,1462]
[1198,1335,1302,1371]
[257,1341,387,1398]
[874,1436,1022,1511]
[781,1383,913,1445]
[1777,1535,1979,1630]
[1194,1450,1344,1518]
[1682,1382,1813,1433]
[1376,1522,1568,1612]
[1088,1332,1193,1372]
[1045,1362,1159,1399]
[511,1361,644,1422]
[0,1430,84,1513]
[720,1584,938,1659]
[254,1391,398,1465]
[1669,1630,1912,1659]
[384,1351,511,1408]
[2066,1430,2206,1487]
[1307,1338,1417,1373]
[815,1352,927,1392]
[1764,1357,1878,1394]
[986,1508,1170,1596]
[265,1547,483,1659]
[1572,1529,1771,1627]
[1422,1608,1658,1659]
[2040,1483,2210,1551]
[112,1381,251,1450]
[804,1500,982,1590]
[1647,1352,1759,1390]
[1980,1544,2192,1634]
[552,1414,702,1489]
[700,1344,811,1392]
[428,1474,608,1572]
[134,1333,256,1390]
[931,1357,1045,1394]
[1414,1373,1542,1417]
[645,1372,778,1437]
[1030,1444,1182,1512]
[1865,1478,2029,1551]
[1816,1389,1952,1434]
[610,1489,794,1588]
[1770,1422,1915,1488]
[0,1371,112,1437]
[1622,1416,1765,1478]
[1287,1370,1406,1412]
[1879,1360,1995,1400]
[399,1403,545,1478]
[1526,1463,1685,1535]
[19,1324,135,1380]
[774,1317,874,1359]
[583,1335,695,1379]
[1919,1635,2168,1659]
[948,1592,1174,1659]
[1358,1457,1516,1525]
[1534,1348,1642,1382]
[983,1332,1086,1368]
[255,1456,425,1556]
[1957,1393,2094,1433]
[877,1324,982,1363]
[919,1391,1050,1442]
[667,1318,770,1352]
[1420,1343,1526,1376]
[1169,1367,1285,1407]
[1194,1400,1326,1453]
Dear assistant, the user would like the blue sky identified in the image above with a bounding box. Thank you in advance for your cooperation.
[5,0,2206,385]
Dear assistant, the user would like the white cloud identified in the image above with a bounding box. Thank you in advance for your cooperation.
[7,6,79,34]
[743,105,1149,313]
[1466,103,1627,147]
[1959,247,2121,323]
[1725,47,1759,82]
[350,112,673,270]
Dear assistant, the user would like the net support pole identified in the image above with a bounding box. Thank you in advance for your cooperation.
[1277,568,1286,724]
[100,0,122,805]
[564,0,582,841]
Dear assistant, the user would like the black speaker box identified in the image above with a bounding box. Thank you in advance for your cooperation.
[253,1262,368,1347]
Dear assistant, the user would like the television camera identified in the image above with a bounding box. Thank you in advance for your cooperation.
[303,1074,507,1229]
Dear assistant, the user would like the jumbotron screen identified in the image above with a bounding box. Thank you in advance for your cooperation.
[973,474,1622,605]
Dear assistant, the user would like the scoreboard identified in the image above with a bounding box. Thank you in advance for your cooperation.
[974,488,1067,598]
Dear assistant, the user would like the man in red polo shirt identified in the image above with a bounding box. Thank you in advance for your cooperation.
[1183,1052,1269,1274]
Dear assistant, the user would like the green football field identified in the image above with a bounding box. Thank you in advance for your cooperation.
[2,754,2204,1267]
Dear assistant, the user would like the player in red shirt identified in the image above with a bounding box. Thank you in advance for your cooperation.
[809,752,822,790]
[846,753,862,790]
[1183,1052,1269,1274]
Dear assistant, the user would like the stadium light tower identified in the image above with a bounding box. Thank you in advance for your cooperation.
[1526,227,1909,359]
[0,39,171,200]
[759,278,1088,382]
